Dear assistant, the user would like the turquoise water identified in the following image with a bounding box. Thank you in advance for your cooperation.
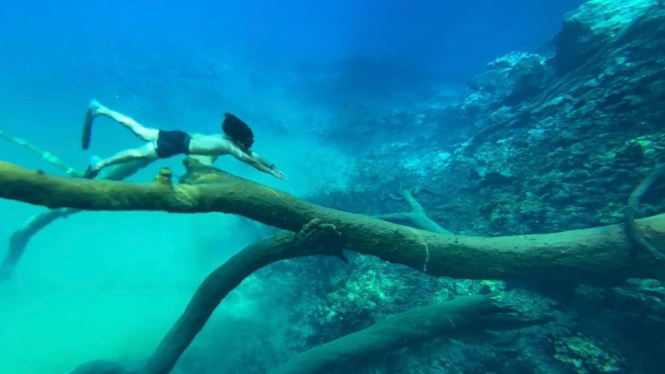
[0,1,592,373]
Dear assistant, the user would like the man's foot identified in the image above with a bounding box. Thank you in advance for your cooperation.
[82,100,103,150]
[83,156,102,179]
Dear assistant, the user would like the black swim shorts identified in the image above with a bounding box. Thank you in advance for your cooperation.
[154,130,192,158]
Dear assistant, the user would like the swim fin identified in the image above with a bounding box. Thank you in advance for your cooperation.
[81,113,93,150]
[81,100,101,150]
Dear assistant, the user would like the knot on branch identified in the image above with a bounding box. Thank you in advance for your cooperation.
[294,218,347,262]
[387,186,431,201]
[154,167,173,186]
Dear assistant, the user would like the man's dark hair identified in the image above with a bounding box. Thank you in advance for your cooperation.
[222,113,254,151]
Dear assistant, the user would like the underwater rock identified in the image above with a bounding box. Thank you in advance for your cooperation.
[466,52,549,110]
[321,255,437,336]
[554,0,654,73]
[552,332,626,374]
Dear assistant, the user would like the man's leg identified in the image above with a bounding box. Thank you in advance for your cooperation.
[83,100,160,147]
[84,143,158,178]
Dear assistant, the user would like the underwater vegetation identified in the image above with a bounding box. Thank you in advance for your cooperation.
[1,0,665,373]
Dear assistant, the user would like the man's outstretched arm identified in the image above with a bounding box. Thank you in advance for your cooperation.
[230,148,287,180]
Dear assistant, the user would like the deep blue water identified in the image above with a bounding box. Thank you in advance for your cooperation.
[0,0,585,117]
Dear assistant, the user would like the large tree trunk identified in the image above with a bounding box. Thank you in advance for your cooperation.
[1,160,664,284]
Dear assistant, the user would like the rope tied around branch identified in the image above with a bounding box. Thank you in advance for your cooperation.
[294,218,348,262]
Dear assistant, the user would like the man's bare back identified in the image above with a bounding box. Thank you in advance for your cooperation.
[189,134,242,156]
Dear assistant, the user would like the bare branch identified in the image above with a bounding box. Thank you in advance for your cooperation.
[0,129,81,177]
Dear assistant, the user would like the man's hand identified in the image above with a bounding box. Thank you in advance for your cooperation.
[269,166,288,181]
[248,152,288,181]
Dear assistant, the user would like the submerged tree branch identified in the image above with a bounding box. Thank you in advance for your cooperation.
[375,187,451,234]
[69,220,547,374]
[139,231,308,374]
[625,163,665,262]
[270,294,552,374]
[141,219,345,374]
[0,129,81,177]
[67,220,345,374]
[0,159,154,280]
[1,159,664,284]
[0,128,153,280]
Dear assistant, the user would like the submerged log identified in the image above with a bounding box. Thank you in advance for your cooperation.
[140,219,344,374]
[1,159,664,284]
[269,294,552,374]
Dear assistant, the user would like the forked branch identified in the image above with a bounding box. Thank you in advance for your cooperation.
[0,159,664,284]
[375,186,450,234]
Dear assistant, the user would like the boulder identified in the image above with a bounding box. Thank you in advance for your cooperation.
[554,0,655,73]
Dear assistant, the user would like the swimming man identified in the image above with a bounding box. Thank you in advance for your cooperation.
[81,100,287,180]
